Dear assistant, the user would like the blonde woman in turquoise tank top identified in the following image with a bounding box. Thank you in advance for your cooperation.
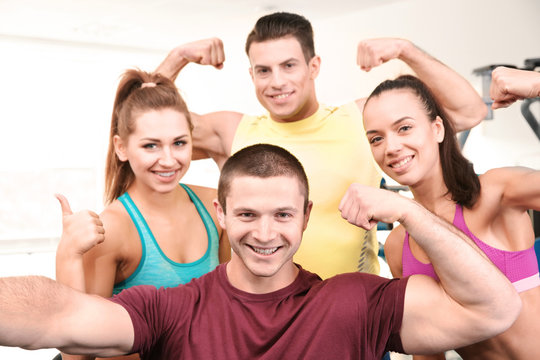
[55,69,230,360]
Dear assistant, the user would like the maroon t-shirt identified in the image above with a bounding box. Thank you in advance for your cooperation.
[111,264,408,359]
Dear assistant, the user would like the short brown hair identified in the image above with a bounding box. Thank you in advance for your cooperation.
[245,12,315,63]
[218,144,310,213]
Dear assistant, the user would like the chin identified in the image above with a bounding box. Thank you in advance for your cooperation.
[246,262,281,278]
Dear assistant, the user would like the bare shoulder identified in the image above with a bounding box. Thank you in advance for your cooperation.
[480,166,533,184]
[383,225,406,278]
[184,184,217,203]
[95,201,134,256]
[479,167,534,198]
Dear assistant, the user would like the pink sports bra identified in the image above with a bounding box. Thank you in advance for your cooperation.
[402,204,540,293]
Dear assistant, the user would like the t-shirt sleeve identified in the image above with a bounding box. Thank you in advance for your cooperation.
[109,285,187,356]
[350,273,408,354]
[362,274,409,354]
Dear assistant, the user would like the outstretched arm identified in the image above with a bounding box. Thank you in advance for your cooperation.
[0,276,133,356]
[339,184,521,355]
[356,38,487,132]
[490,66,540,109]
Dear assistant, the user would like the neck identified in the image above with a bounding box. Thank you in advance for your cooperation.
[409,171,453,215]
[270,98,319,123]
[225,256,299,294]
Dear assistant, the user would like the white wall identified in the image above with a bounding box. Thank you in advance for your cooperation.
[0,1,538,358]
[1,0,539,251]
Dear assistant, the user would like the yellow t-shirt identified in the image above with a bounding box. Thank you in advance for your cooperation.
[231,102,382,278]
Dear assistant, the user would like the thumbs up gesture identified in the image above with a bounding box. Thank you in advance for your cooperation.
[55,194,105,256]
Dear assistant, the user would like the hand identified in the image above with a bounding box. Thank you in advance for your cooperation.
[56,194,105,256]
[356,38,408,72]
[490,66,540,109]
[338,184,407,230]
[177,37,225,69]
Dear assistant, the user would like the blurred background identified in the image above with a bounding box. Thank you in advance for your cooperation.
[0,0,539,358]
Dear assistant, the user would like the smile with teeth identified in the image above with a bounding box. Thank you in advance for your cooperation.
[154,170,176,177]
[389,156,413,168]
[250,245,279,255]
[271,92,292,99]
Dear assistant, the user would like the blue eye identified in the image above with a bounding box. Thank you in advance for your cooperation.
[369,136,382,144]
[174,140,187,146]
[143,143,157,149]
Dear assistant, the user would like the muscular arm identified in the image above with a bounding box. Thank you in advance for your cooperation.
[490,66,540,109]
[155,39,243,167]
[339,184,521,354]
[0,276,133,356]
[490,167,540,211]
[190,111,242,169]
[356,38,487,131]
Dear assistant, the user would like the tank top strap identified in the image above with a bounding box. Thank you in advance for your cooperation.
[180,184,219,242]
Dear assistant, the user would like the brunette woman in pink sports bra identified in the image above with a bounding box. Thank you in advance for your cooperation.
[362,74,540,360]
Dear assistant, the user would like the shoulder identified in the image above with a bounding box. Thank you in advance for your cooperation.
[101,200,132,237]
[182,184,217,210]
[383,226,406,278]
[96,200,135,257]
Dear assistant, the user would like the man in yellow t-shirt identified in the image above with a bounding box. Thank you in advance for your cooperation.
[156,12,487,278]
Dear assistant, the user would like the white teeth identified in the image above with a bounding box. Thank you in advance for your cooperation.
[273,93,290,99]
[391,156,412,168]
[251,246,278,255]
[156,171,175,177]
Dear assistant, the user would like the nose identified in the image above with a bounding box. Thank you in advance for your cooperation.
[385,133,403,155]
[270,69,286,89]
[253,217,277,243]
[158,147,176,167]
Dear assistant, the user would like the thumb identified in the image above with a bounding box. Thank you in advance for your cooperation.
[55,193,73,216]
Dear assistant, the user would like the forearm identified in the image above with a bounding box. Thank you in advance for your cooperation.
[155,46,190,81]
[56,249,86,292]
[399,41,487,131]
[0,276,69,349]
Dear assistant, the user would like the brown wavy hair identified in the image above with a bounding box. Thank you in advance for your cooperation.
[104,69,192,204]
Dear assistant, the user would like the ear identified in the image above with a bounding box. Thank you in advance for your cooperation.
[433,116,445,143]
[309,55,321,80]
[302,201,313,231]
[213,199,226,229]
[113,135,128,162]
[248,66,254,82]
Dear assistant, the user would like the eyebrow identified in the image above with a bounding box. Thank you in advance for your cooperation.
[253,57,299,69]
[140,134,189,142]
[365,117,413,135]
[233,206,299,213]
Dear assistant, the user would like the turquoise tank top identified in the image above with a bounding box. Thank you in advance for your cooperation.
[113,184,220,294]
